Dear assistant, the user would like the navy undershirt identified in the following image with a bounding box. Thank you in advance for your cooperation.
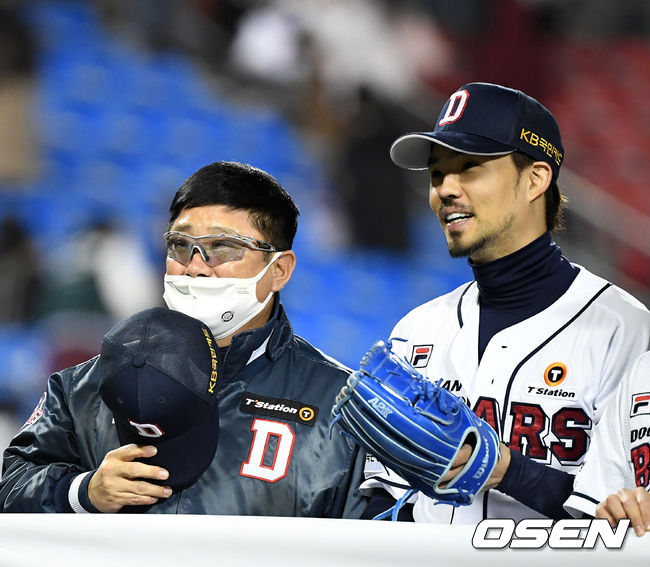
[470,232,580,519]
[471,232,579,361]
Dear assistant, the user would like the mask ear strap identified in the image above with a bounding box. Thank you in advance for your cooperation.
[254,252,283,282]
[268,251,283,265]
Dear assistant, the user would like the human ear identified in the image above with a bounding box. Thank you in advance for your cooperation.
[270,251,296,292]
[527,161,553,203]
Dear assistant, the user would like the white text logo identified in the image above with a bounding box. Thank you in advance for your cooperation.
[369,397,393,418]
[472,518,630,549]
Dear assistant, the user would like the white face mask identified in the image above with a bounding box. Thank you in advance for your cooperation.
[163,253,281,340]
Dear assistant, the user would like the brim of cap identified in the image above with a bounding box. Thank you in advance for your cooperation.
[390,132,515,170]
[114,403,219,490]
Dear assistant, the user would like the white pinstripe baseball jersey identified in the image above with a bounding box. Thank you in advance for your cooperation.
[361,266,650,524]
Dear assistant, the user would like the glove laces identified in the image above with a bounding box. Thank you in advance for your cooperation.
[372,488,416,521]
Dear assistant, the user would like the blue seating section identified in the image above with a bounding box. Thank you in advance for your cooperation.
[0,1,471,418]
[0,326,51,418]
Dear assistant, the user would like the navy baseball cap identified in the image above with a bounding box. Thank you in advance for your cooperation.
[390,82,564,180]
[98,307,219,490]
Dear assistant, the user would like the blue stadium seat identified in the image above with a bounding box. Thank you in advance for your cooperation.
[11,0,476,417]
[0,325,51,420]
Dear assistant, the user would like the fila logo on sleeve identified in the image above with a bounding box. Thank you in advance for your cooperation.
[631,392,650,417]
[411,345,433,368]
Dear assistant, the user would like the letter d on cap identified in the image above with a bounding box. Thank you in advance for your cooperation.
[439,90,469,125]
[129,420,165,438]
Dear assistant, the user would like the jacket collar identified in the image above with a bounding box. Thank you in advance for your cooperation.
[218,295,293,381]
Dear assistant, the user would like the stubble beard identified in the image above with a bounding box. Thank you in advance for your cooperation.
[446,212,516,260]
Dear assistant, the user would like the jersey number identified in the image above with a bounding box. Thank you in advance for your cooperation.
[240,418,295,482]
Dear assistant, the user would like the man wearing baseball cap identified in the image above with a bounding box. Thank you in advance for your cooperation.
[360,82,650,523]
[0,161,367,516]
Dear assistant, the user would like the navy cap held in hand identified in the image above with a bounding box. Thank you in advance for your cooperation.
[98,307,219,490]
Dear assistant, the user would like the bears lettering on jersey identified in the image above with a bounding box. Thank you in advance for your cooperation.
[471,396,591,465]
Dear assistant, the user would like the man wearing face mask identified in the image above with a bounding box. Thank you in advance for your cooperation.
[0,161,368,516]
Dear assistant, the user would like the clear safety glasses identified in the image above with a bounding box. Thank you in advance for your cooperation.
[164,231,278,267]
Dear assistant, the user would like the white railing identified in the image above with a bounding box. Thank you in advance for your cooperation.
[0,514,648,566]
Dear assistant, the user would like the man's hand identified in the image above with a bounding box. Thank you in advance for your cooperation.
[596,488,650,537]
[441,442,511,490]
[88,444,173,513]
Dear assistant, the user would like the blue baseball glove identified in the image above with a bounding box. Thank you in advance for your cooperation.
[331,339,500,507]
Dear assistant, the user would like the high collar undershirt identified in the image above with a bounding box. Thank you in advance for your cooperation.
[469,232,579,361]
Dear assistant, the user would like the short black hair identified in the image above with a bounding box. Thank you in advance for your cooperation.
[511,151,567,232]
[169,161,299,251]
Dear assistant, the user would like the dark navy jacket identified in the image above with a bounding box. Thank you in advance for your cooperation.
[0,302,367,516]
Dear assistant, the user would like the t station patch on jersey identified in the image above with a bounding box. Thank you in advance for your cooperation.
[240,392,318,426]
[410,345,433,368]
[630,392,650,417]
[525,362,576,399]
